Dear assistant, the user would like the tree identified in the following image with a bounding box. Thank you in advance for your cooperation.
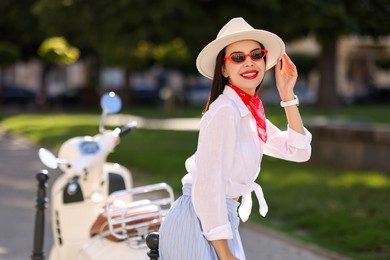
[33,0,390,109]
[32,0,196,61]
[0,42,20,106]
[0,0,45,59]
[201,0,390,109]
[0,0,46,105]
[265,0,390,109]
[37,37,80,106]
[33,0,196,106]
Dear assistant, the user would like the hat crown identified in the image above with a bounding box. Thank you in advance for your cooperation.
[217,17,254,39]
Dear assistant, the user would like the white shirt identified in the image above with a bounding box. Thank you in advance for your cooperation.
[181,86,312,241]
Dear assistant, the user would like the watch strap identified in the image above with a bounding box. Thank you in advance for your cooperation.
[280,95,299,107]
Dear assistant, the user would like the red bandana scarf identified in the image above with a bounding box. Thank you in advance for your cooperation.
[228,83,267,143]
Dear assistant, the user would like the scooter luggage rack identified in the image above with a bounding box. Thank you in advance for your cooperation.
[106,183,174,243]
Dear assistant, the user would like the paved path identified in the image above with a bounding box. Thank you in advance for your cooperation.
[0,129,55,260]
[0,120,348,260]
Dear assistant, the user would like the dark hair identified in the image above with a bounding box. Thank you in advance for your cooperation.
[202,42,267,113]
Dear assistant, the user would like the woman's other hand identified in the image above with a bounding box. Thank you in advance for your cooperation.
[211,240,240,260]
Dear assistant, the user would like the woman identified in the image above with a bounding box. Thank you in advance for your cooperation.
[159,17,312,260]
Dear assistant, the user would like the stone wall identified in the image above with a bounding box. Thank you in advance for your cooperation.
[307,121,390,173]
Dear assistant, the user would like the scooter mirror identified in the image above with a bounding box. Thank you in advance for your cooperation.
[101,92,122,114]
[38,148,58,169]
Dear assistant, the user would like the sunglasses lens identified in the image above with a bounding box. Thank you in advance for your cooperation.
[251,50,265,60]
[230,53,246,63]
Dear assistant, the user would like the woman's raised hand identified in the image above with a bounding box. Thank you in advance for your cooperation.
[275,53,298,101]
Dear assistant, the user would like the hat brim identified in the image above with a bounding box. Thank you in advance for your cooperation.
[196,30,285,79]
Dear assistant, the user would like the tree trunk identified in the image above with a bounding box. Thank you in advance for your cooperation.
[123,69,132,107]
[0,67,4,108]
[316,41,339,109]
[36,62,51,109]
[80,54,100,107]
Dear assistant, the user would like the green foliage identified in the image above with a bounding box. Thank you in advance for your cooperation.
[99,41,154,69]
[0,42,20,65]
[152,38,189,68]
[99,38,189,70]
[288,53,318,75]
[0,0,45,60]
[273,0,390,45]
[33,0,200,69]
[1,0,387,67]
[38,37,80,65]
[30,0,390,109]
[375,57,390,70]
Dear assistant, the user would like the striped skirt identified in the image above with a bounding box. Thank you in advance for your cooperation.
[159,184,246,260]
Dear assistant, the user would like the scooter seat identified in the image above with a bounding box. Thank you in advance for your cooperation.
[90,201,161,242]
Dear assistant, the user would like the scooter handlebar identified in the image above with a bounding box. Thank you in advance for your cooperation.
[119,121,137,138]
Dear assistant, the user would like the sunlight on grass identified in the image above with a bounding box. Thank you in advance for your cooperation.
[2,114,99,132]
[329,172,390,188]
[261,166,390,189]
[2,114,99,129]
[1,114,100,149]
[261,170,317,186]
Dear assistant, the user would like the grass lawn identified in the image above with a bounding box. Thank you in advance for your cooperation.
[1,103,390,259]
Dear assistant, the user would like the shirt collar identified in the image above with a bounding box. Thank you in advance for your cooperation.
[223,86,250,117]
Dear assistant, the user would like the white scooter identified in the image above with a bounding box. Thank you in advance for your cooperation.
[38,92,174,259]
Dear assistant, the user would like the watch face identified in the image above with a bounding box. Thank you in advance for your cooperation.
[79,141,100,155]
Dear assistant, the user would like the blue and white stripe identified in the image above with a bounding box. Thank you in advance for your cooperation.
[159,184,246,260]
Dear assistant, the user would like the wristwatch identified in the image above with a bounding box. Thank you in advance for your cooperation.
[280,95,299,107]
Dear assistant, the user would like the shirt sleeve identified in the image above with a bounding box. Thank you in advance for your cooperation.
[263,119,312,162]
[192,105,238,241]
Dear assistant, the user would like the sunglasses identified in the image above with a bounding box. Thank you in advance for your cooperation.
[224,49,268,63]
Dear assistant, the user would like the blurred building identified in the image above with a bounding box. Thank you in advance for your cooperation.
[286,35,390,104]
[338,36,390,103]
[1,58,87,106]
[2,36,390,107]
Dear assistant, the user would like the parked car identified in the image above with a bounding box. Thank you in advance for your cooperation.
[341,84,390,104]
[2,85,36,105]
[186,77,211,106]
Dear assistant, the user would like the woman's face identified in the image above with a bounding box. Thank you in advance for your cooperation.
[222,40,266,96]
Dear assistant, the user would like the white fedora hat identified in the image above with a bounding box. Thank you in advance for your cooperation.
[196,17,285,79]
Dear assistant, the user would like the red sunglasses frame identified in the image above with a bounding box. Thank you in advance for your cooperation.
[224,49,268,63]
